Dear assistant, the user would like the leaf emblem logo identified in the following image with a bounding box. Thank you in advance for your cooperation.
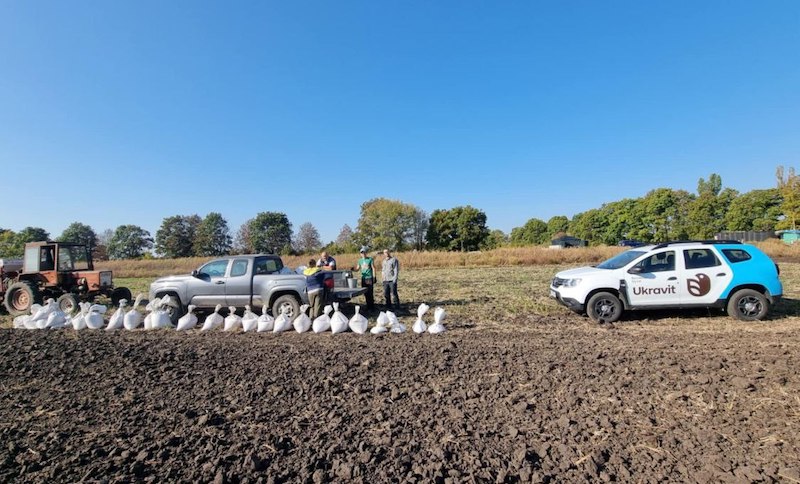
[686,273,711,297]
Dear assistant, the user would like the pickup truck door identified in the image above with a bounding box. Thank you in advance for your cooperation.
[624,250,680,307]
[225,258,253,307]
[189,259,230,307]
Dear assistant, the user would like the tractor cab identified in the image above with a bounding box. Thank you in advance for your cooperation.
[23,242,93,274]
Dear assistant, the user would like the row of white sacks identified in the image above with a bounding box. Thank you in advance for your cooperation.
[13,297,446,335]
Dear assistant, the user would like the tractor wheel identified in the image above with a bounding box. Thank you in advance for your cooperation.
[111,287,132,307]
[57,293,80,315]
[3,281,40,316]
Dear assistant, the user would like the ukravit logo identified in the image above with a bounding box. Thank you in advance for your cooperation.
[687,273,711,297]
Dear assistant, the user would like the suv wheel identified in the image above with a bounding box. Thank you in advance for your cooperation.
[586,291,623,324]
[272,295,300,320]
[727,289,769,321]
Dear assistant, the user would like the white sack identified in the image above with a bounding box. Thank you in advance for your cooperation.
[330,302,349,334]
[312,305,333,333]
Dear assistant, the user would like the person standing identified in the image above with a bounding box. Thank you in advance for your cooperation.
[354,247,376,311]
[303,259,326,318]
[381,249,400,309]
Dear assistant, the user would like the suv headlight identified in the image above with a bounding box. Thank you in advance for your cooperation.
[563,278,582,287]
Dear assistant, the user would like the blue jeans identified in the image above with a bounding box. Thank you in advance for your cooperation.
[383,281,399,308]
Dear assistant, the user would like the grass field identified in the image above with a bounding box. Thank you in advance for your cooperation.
[3,261,798,331]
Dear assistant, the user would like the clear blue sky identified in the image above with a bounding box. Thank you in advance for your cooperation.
[1,1,798,243]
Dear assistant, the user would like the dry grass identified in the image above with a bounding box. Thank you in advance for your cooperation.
[99,246,627,278]
[96,242,798,279]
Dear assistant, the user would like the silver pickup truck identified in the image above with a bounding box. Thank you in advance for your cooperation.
[149,254,366,322]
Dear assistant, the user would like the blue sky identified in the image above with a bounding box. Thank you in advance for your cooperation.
[1,1,798,244]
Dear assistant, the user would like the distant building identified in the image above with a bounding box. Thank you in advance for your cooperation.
[715,231,777,243]
[550,236,588,249]
[778,230,800,245]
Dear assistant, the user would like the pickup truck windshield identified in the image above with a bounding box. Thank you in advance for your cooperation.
[596,250,647,270]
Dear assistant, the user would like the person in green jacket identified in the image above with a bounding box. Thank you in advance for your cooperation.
[354,247,376,311]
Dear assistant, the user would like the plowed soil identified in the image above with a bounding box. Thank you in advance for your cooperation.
[1,316,799,483]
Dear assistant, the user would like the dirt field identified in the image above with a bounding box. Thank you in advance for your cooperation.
[2,312,799,483]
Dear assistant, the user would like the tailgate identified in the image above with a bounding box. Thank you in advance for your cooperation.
[331,287,368,301]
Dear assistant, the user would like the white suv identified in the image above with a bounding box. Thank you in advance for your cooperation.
[550,241,782,323]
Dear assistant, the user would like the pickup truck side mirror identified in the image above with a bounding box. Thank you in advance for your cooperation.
[191,270,199,277]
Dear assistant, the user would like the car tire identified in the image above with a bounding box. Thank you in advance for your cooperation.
[727,289,769,321]
[272,294,300,320]
[586,291,623,324]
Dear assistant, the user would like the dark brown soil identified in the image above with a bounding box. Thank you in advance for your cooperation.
[1,317,799,483]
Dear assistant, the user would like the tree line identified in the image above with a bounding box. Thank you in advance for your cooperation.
[0,168,796,260]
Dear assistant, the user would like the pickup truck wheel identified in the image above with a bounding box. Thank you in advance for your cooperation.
[272,295,300,320]
[586,291,622,324]
[111,287,132,307]
[159,297,184,326]
[4,281,40,316]
[727,289,769,321]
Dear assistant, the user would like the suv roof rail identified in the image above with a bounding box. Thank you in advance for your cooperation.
[652,240,743,249]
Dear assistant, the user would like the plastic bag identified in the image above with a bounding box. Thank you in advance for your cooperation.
[272,307,291,333]
[312,305,333,333]
[71,302,90,330]
[201,304,224,331]
[30,300,54,329]
[386,310,405,333]
[412,303,430,334]
[257,305,274,332]
[46,306,67,329]
[330,302,349,334]
[293,304,312,333]
[349,306,368,334]
[241,305,258,332]
[86,304,107,330]
[176,305,198,331]
[428,306,447,334]
[370,311,389,334]
[124,295,144,330]
[224,306,242,331]
[106,299,128,331]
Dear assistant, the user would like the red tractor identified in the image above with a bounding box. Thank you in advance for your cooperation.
[0,241,130,316]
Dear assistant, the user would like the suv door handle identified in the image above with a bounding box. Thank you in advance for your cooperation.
[215,281,225,285]
[716,273,726,277]
[667,277,677,281]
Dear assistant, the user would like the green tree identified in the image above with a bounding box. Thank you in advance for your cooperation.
[193,212,232,256]
[631,188,693,242]
[0,229,19,258]
[569,210,607,244]
[426,206,489,252]
[480,229,508,250]
[329,224,358,254]
[59,222,99,256]
[724,189,782,231]
[17,226,50,244]
[510,218,549,245]
[155,215,200,258]
[247,212,293,254]
[546,216,570,238]
[108,225,153,260]
[354,198,422,251]
[294,222,322,253]
[777,166,800,230]
[685,174,739,239]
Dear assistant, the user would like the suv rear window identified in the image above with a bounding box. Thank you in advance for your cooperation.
[722,249,752,263]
